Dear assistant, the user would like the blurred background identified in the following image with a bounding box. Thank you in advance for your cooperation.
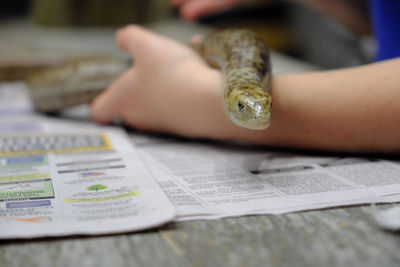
[0,0,374,81]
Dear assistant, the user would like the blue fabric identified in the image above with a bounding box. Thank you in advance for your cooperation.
[370,0,400,61]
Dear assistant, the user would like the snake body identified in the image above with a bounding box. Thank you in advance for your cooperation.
[194,30,272,130]
[26,57,128,113]
[27,30,272,130]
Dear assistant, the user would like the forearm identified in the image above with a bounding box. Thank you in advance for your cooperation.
[90,26,400,153]
[207,58,400,153]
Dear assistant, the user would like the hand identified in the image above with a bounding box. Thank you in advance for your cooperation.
[172,0,243,21]
[91,25,400,153]
[91,25,236,138]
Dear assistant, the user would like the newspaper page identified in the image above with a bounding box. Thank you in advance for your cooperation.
[0,82,175,239]
[135,135,400,221]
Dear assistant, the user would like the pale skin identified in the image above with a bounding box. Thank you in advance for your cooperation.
[173,0,371,34]
[91,2,400,154]
[172,0,244,21]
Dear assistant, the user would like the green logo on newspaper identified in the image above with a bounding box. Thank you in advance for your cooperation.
[86,184,107,191]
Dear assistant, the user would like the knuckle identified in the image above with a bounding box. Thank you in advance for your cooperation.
[122,24,142,35]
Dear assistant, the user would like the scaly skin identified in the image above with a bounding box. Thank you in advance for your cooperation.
[194,29,272,130]
[27,30,272,129]
[26,57,128,113]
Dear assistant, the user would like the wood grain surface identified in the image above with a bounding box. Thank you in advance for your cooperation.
[1,205,400,267]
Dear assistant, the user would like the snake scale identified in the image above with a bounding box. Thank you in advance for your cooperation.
[193,30,272,130]
[27,29,272,130]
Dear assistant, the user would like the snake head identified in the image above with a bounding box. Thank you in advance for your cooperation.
[224,86,272,130]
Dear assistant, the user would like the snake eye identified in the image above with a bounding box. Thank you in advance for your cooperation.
[237,101,244,110]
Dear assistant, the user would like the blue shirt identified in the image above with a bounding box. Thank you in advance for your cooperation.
[370,0,400,61]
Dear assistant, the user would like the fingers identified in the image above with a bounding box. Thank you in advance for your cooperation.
[115,25,164,58]
[190,34,204,44]
[90,69,135,124]
[178,0,242,21]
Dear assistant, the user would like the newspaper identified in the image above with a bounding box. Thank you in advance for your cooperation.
[135,136,400,221]
[0,82,175,239]
[2,81,400,238]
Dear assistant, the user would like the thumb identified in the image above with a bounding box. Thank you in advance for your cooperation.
[91,69,135,124]
[116,25,164,58]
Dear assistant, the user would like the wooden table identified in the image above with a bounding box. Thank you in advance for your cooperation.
[1,19,399,267]
[1,205,400,267]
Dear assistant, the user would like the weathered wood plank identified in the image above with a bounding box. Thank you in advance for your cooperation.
[1,205,400,267]
[158,206,400,267]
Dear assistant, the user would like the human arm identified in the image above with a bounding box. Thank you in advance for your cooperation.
[172,0,244,21]
[251,59,400,153]
[173,0,370,34]
[90,25,400,153]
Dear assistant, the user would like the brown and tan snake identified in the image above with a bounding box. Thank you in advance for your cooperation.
[193,29,272,130]
[27,29,272,130]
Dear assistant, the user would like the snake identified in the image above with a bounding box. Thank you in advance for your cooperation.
[27,29,272,130]
[193,30,272,130]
